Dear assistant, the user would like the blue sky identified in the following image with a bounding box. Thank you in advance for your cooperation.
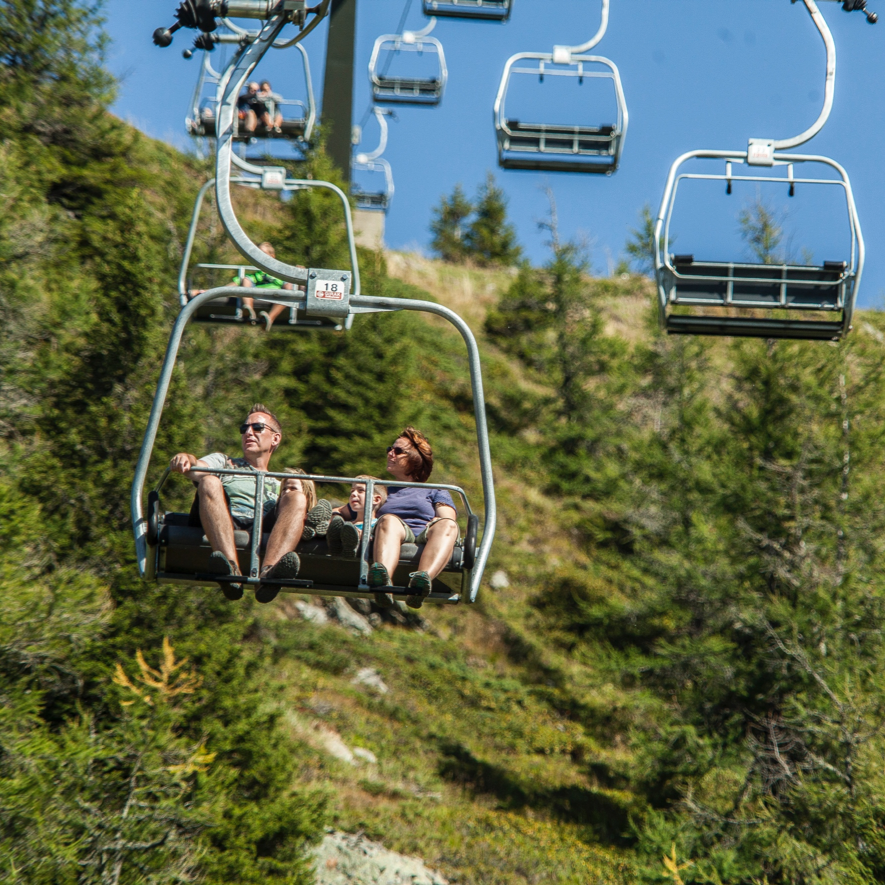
[105,0,885,306]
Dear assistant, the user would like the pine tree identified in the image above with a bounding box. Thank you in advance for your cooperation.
[463,173,521,267]
[429,183,473,263]
[624,204,658,276]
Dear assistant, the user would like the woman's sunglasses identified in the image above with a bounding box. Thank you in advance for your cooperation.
[387,445,408,456]
[240,422,270,434]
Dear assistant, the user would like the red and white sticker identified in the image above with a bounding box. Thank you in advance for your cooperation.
[315,280,345,300]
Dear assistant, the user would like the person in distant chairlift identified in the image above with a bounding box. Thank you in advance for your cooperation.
[258,80,284,134]
[169,404,330,604]
[239,241,305,331]
[237,81,261,135]
[185,242,302,331]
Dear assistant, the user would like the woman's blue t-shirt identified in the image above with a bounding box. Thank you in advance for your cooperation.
[376,486,456,533]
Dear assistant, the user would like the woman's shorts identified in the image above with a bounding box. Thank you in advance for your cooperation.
[389,515,460,545]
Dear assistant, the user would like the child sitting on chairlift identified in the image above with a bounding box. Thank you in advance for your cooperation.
[326,475,387,557]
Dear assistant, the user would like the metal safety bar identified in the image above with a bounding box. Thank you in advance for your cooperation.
[132,289,497,604]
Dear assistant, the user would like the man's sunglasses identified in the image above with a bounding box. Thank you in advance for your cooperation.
[240,422,272,435]
[387,445,409,456]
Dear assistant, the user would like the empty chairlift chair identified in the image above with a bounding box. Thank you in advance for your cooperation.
[493,0,627,173]
[654,0,869,340]
[369,17,448,105]
[423,0,512,21]
[351,108,396,212]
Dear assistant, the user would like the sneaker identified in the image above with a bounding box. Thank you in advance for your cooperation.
[405,570,432,610]
[243,304,257,323]
[326,514,346,555]
[302,499,333,540]
[367,562,391,588]
[340,522,362,558]
[273,126,283,134]
[256,551,300,604]
[259,310,273,331]
[368,562,394,608]
[206,550,243,600]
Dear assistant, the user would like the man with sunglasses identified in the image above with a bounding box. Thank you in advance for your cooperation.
[169,404,310,603]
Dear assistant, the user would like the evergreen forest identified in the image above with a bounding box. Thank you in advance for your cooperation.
[4,3,885,883]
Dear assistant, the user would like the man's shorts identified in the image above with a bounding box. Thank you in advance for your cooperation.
[389,515,460,545]
[188,492,278,534]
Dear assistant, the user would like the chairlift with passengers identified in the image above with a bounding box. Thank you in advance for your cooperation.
[137,3,496,604]
[178,164,360,332]
[369,17,448,105]
[185,39,316,152]
[654,0,874,341]
[493,0,627,173]
[351,108,395,212]
[423,0,511,21]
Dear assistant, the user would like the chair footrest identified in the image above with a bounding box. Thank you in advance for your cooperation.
[666,315,844,340]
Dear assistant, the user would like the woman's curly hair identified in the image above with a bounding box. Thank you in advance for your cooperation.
[398,426,434,483]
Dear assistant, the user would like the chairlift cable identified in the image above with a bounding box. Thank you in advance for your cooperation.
[379,0,416,80]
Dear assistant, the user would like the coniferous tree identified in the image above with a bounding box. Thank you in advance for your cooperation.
[429,183,473,263]
[464,173,521,267]
[624,204,658,276]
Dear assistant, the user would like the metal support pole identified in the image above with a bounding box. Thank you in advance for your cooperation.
[323,0,357,181]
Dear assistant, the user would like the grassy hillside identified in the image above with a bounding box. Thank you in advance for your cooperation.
[6,5,885,882]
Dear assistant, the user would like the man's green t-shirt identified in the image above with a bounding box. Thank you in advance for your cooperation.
[199,453,280,522]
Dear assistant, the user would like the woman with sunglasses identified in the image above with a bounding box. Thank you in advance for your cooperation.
[369,426,459,609]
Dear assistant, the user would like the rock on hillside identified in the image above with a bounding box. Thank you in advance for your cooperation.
[313,831,449,885]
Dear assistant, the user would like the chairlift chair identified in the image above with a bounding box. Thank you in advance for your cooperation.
[140,469,483,604]
[493,0,627,173]
[178,167,359,332]
[351,108,395,212]
[423,0,511,21]
[140,5,494,603]
[369,18,448,105]
[654,0,870,340]
[183,25,317,151]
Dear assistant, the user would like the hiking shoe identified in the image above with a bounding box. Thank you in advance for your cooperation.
[367,562,391,588]
[302,499,333,540]
[259,310,273,331]
[326,514,346,555]
[206,550,243,600]
[256,551,300,604]
[340,522,362,558]
[405,570,432,610]
[368,562,394,608]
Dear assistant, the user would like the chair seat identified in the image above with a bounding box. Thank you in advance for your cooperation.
[157,515,465,600]
[665,260,847,311]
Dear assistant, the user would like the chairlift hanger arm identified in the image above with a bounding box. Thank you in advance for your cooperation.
[153,0,327,50]
[213,9,336,285]
[553,0,608,62]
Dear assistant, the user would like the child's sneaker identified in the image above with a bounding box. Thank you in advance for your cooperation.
[405,570,432,609]
[326,514,345,554]
[340,522,362,558]
[302,499,333,540]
